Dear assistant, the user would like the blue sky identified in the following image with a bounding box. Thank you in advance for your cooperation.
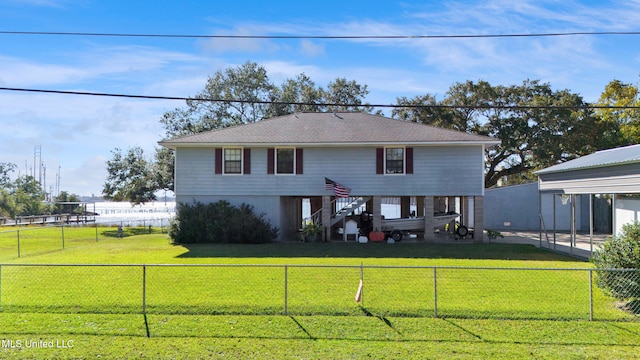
[1,0,639,197]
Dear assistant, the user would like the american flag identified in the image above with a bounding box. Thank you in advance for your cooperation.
[324,177,351,198]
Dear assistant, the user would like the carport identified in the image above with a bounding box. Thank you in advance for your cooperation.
[535,144,640,254]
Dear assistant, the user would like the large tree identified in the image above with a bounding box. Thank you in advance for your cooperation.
[12,175,48,216]
[160,61,277,138]
[1,164,47,217]
[0,162,16,188]
[102,147,156,204]
[593,79,640,148]
[394,79,595,187]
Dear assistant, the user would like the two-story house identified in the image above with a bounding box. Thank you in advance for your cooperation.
[159,112,499,241]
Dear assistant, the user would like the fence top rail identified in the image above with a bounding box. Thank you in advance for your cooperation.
[0,263,636,271]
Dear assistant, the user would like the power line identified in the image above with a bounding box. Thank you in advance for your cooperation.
[0,30,640,40]
[1,86,639,110]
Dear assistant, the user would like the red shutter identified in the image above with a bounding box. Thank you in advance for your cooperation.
[267,148,274,174]
[295,148,303,174]
[406,147,413,174]
[215,148,222,174]
[243,148,251,174]
[376,148,384,174]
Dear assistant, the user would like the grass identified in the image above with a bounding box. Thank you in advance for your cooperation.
[1,314,639,359]
[0,226,638,358]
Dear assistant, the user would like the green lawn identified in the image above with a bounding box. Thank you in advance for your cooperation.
[0,227,638,359]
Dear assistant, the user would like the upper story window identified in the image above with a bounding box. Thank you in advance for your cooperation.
[267,148,302,175]
[224,148,242,174]
[385,147,405,174]
[276,148,295,174]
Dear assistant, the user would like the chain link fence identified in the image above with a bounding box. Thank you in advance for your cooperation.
[0,219,171,260]
[0,264,637,321]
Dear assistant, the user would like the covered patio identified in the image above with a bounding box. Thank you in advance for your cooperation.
[535,144,640,256]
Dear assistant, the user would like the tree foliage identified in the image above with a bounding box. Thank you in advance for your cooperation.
[11,175,48,216]
[159,61,373,138]
[102,147,156,205]
[160,62,277,138]
[591,222,640,303]
[1,163,43,217]
[0,162,16,187]
[0,163,79,217]
[393,79,597,187]
[593,79,640,148]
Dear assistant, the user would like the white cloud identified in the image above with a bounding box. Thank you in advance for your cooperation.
[299,40,325,57]
[0,46,207,88]
[200,27,283,54]
[0,56,88,87]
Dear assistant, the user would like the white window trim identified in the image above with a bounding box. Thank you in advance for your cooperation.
[384,146,406,175]
[275,147,296,175]
[223,147,244,175]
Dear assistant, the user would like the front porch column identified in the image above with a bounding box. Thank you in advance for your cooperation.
[321,195,332,242]
[400,196,411,218]
[462,196,469,227]
[423,196,435,242]
[474,195,485,243]
[372,196,382,232]
[416,197,425,217]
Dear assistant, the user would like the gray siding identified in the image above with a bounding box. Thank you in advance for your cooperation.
[485,183,541,231]
[175,145,485,198]
[485,182,592,231]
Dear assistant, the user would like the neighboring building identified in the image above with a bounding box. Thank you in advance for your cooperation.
[159,112,499,241]
[536,144,640,237]
[484,182,595,232]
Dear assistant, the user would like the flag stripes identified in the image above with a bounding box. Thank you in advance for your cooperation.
[324,177,351,198]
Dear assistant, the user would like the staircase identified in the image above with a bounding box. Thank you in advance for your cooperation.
[331,197,371,226]
[308,197,371,227]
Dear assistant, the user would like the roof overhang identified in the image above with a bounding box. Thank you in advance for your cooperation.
[158,140,500,150]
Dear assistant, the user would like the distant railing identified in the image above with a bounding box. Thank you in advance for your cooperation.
[0,219,171,260]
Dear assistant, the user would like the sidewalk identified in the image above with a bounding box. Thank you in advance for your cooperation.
[490,231,610,259]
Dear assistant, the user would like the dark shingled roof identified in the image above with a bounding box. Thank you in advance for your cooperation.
[159,112,499,148]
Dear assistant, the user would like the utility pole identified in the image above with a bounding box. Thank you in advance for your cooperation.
[43,163,47,201]
[56,166,61,199]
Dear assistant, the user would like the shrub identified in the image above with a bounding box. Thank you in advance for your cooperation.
[169,201,279,244]
[591,222,640,301]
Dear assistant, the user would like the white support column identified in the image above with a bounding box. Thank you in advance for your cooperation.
[417,197,425,217]
[473,196,484,242]
[372,196,382,233]
[423,196,435,242]
[321,195,331,242]
[589,193,594,254]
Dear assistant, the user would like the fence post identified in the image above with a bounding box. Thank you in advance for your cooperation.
[95,222,98,242]
[589,269,594,321]
[17,230,20,258]
[0,264,2,311]
[433,267,438,318]
[142,265,147,315]
[360,262,364,307]
[61,225,65,249]
[284,265,288,315]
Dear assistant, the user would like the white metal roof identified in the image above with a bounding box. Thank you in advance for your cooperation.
[535,144,640,175]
